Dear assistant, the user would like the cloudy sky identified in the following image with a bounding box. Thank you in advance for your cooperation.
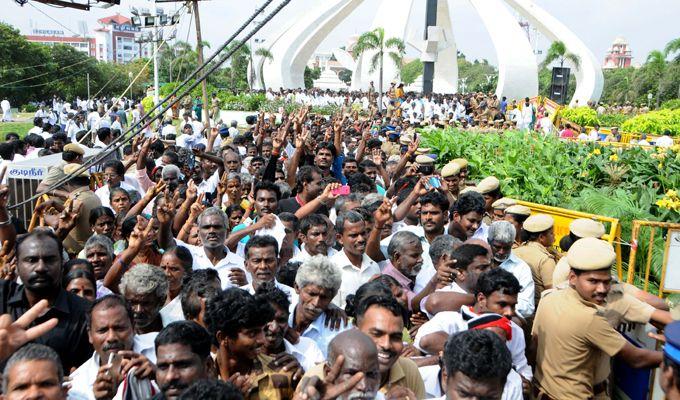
[4,0,680,67]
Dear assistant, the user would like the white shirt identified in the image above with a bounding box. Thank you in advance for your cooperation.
[160,296,185,325]
[68,334,158,400]
[290,246,337,264]
[284,337,324,372]
[588,129,600,141]
[656,135,674,147]
[330,250,381,309]
[499,254,535,318]
[420,364,523,400]
[288,301,349,358]
[413,308,532,381]
[241,280,299,306]
[176,240,247,289]
[95,181,140,210]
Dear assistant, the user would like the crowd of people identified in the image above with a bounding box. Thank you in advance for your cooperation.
[0,86,679,400]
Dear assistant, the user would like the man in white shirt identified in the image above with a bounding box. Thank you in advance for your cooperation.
[414,268,532,383]
[69,295,157,400]
[1,98,11,121]
[656,130,674,147]
[289,255,348,358]
[240,235,298,304]
[158,206,247,288]
[588,124,601,141]
[291,214,338,263]
[330,210,381,308]
[487,221,535,318]
[256,282,324,372]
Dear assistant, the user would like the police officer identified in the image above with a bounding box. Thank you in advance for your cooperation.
[661,321,680,400]
[503,205,531,247]
[476,176,501,226]
[490,197,517,222]
[514,214,558,306]
[532,238,663,400]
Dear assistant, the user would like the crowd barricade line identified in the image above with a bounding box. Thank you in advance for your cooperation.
[515,200,623,280]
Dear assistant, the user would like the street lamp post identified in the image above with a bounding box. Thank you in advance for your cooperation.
[422,0,438,95]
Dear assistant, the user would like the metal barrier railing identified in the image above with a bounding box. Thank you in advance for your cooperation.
[627,220,680,296]
[516,199,623,279]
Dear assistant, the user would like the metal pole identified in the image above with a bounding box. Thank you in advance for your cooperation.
[422,0,437,95]
[193,0,211,127]
[87,73,91,99]
[153,26,160,107]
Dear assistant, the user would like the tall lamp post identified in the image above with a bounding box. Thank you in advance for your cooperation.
[128,71,134,99]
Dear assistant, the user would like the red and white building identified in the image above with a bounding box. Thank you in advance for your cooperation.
[603,36,633,69]
[94,14,151,64]
[25,29,96,57]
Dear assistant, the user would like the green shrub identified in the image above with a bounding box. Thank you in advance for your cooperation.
[598,113,630,128]
[561,106,600,127]
[661,99,680,110]
[621,109,680,135]
[141,96,155,113]
[21,104,37,113]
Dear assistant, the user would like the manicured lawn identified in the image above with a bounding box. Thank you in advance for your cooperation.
[0,121,33,139]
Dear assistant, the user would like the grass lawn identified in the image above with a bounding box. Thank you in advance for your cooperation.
[0,121,32,139]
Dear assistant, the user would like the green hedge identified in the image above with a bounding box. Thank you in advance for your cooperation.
[560,106,599,127]
[621,109,680,135]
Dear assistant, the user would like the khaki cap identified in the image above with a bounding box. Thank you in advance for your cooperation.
[63,163,90,177]
[491,197,517,210]
[570,218,606,239]
[523,214,554,233]
[452,158,468,168]
[415,155,434,165]
[460,186,480,194]
[63,143,84,155]
[399,135,413,145]
[505,205,531,216]
[441,162,461,178]
[477,176,500,194]
[567,237,616,271]
[387,154,401,163]
[415,147,432,155]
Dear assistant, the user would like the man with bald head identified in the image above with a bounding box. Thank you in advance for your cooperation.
[295,329,384,400]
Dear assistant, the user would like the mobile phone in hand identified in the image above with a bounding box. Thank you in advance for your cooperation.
[331,185,350,196]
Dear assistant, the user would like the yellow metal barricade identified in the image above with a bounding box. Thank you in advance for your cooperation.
[516,200,623,279]
[627,220,680,296]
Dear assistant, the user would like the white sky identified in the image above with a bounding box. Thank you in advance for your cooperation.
[3,0,680,67]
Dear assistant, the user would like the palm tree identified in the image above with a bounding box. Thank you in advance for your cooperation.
[541,40,581,71]
[645,50,667,109]
[254,48,274,89]
[664,37,680,97]
[352,27,405,111]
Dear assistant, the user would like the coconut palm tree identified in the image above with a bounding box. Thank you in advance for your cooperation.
[664,37,680,97]
[352,27,405,111]
[541,40,581,71]
[254,48,274,89]
[645,50,667,109]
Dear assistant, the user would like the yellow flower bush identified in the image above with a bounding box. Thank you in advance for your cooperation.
[657,190,680,211]
[609,154,619,162]
[592,148,601,155]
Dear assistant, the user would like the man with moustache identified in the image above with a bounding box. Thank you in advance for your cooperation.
[69,295,156,400]
[292,214,338,263]
[382,231,433,312]
[151,321,213,400]
[159,207,247,288]
[0,229,91,371]
[241,235,298,304]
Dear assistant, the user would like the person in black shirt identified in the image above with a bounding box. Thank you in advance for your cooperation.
[0,229,92,371]
[277,165,328,216]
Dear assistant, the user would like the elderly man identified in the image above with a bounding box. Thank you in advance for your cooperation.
[69,295,157,400]
[2,344,67,400]
[83,234,115,298]
[159,207,247,288]
[120,264,169,335]
[296,330,385,400]
[382,231,434,312]
[487,221,535,319]
[151,321,212,400]
[290,255,348,358]
[0,229,92,371]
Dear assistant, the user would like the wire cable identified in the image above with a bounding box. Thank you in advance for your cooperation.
[27,1,83,37]
[0,58,92,88]
[12,0,287,208]
[8,0,286,210]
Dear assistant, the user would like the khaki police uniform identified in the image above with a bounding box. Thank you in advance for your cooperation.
[515,241,557,306]
[532,238,626,400]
